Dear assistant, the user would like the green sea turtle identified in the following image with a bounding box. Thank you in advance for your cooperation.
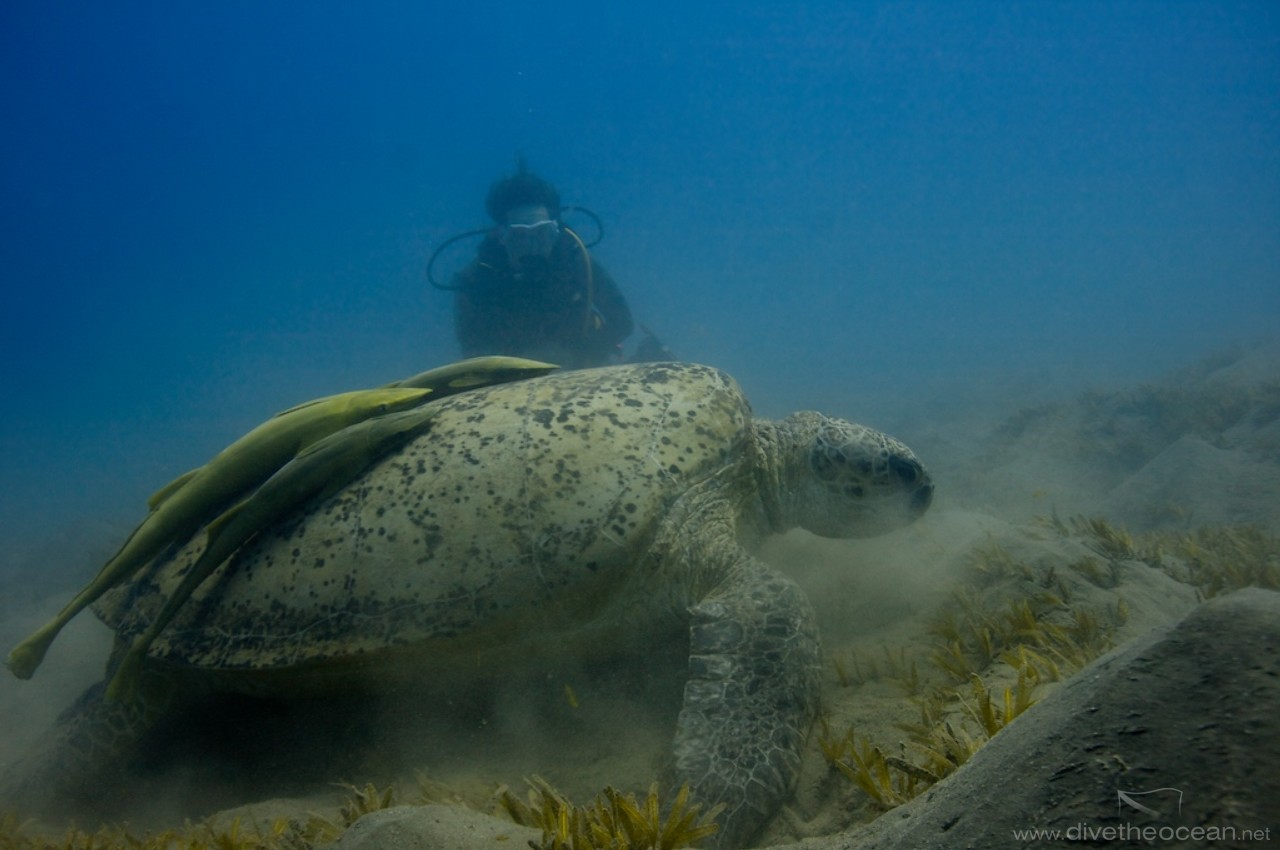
[3,362,932,848]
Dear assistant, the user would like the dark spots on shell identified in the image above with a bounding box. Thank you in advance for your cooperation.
[156,366,765,668]
[642,366,673,384]
[314,557,326,569]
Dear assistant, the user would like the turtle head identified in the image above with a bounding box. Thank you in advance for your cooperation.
[771,412,933,538]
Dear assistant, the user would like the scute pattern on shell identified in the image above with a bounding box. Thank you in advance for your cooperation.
[99,363,754,674]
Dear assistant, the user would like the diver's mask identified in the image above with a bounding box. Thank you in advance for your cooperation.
[500,219,560,266]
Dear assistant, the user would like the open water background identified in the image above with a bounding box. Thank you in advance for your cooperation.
[1,2,1277,550]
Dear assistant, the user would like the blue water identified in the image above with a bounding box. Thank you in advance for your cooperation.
[1,2,1277,546]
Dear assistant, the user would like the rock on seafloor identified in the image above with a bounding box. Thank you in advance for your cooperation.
[323,803,538,850]
[772,587,1280,850]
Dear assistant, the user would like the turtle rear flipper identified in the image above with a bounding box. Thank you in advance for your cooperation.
[0,671,178,815]
[673,555,821,849]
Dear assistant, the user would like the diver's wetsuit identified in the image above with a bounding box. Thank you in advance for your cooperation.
[452,231,633,369]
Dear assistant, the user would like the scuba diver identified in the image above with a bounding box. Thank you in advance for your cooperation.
[429,162,672,369]
[436,164,631,369]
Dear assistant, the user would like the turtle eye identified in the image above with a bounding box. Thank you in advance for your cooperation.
[889,455,921,485]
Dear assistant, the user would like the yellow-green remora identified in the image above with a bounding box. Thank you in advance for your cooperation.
[5,386,434,680]
[389,355,558,392]
[105,404,445,702]
[140,357,556,513]
[139,358,555,511]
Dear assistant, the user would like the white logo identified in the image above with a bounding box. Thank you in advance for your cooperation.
[1117,787,1184,819]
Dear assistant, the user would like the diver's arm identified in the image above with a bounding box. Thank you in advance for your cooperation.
[587,259,634,345]
[452,264,492,357]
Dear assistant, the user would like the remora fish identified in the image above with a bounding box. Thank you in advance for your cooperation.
[389,355,558,391]
[149,356,556,511]
[105,404,445,701]
[5,386,434,679]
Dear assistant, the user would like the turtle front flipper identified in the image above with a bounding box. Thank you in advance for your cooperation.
[673,556,821,849]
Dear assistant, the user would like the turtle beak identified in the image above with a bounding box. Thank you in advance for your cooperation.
[888,454,933,517]
[912,479,935,515]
